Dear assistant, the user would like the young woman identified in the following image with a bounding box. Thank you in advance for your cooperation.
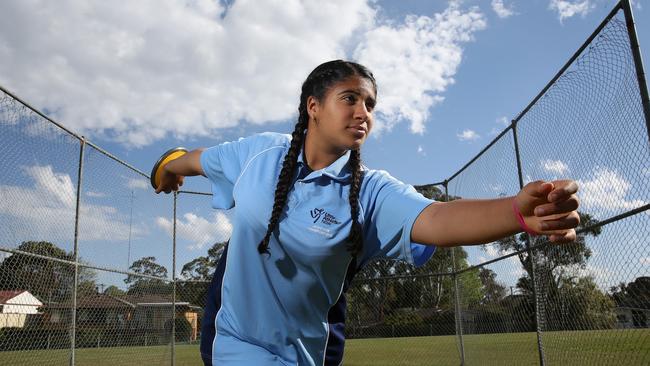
[198,239,435,365]
[156,60,580,365]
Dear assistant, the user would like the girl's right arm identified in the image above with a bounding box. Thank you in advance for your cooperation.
[155,148,205,194]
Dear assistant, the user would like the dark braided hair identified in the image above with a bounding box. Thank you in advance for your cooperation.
[258,60,377,259]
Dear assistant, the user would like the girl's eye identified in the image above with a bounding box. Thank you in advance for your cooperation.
[343,95,356,104]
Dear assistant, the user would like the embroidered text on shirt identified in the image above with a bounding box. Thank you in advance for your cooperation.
[310,208,341,225]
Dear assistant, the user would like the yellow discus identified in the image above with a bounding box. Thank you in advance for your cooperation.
[150,147,188,189]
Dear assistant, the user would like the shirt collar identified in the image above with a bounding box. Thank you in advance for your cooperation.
[296,144,352,183]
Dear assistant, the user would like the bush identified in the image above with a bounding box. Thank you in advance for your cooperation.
[384,312,424,326]
[174,317,192,342]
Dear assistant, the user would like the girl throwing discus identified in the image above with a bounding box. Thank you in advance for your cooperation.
[155,60,580,365]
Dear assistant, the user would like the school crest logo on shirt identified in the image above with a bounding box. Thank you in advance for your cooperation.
[310,208,341,225]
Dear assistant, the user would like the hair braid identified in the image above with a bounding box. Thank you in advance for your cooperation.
[346,149,364,257]
[257,104,309,254]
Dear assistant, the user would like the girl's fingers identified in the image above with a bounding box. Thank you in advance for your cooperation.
[525,181,554,198]
[539,211,580,231]
[548,180,579,202]
[534,195,579,216]
[155,174,184,194]
[548,229,576,243]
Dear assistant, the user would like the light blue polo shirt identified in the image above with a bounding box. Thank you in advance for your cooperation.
[200,132,435,366]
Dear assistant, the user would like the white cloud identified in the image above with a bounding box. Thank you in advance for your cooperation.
[641,257,650,266]
[0,165,138,242]
[524,174,533,185]
[457,129,480,141]
[354,3,487,134]
[541,159,569,174]
[491,0,515,18]
[484,245,500,258]
[497,116,509,126]
[489,117,509,136]
[86,191,107,198]
[417,145,426,156]
[549,0,594,22]
[577,263,618,291]
[508,255,526,278]
[156,211,232,250]
[577,167,647,213]
[126,178,149,190]
[488,183,504,193]
[1,0,487,146]
[0,0,375,146]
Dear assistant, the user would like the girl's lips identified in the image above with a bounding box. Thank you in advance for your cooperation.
[348,126,367,137]
[348,125,367,135]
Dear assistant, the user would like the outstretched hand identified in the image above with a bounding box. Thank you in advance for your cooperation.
[514,180,580,243]
[155,168,185,194]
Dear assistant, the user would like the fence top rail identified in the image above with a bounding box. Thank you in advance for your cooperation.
[178,190,213,196]
[0,247,172,282]
[0,84,83,141]
[0,84,155,181]
[84,139,150,180]
[511,0,623,124]
[443,1,626,186]
[446,124,514,184]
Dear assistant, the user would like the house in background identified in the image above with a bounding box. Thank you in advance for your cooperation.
[0,290,43,328]
[46,293,200,342]
[615,306,650,329]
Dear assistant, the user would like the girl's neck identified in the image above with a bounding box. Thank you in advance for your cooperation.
[303,130,347,171]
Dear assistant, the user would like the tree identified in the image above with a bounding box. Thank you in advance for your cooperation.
[180,241,227,281]
[610,276,650,309]
[346,185,485,327]
[175,241,228,308]
[496,212,608,330]
[124,256,170,295]
[478,267,506,305]
[610,276,650,327]
[0,241,96,303]
[103,285,126,297]
[408,185,482,310]
[413,184,445,201]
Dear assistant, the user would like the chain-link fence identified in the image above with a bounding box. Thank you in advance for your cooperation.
[1,1,648,365]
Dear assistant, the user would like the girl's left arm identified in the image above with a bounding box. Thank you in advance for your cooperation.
[411,180,580,247]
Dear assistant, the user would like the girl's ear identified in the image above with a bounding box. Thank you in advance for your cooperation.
[307,96,319,121]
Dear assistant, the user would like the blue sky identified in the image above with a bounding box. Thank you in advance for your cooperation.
[0,0,648,290]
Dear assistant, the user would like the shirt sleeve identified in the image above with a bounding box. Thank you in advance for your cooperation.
[360,170,437,265]
[200,133,287,209]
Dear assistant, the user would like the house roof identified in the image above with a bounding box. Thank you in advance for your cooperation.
[0,290,25,304]
[48,294,133,309]
[46,293,191,309]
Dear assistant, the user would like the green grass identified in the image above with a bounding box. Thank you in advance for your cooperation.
[1,329,648,365]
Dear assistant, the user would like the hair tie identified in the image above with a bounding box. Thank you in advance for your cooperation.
[512,199,538,236]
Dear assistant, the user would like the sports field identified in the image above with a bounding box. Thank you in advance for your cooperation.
[0,329,647,365]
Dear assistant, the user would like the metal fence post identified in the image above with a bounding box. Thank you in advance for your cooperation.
[172,191,177,366]
[511,121,546,366]
[70,137,86,366]
[621,0,650,142]
[446,181,465,366]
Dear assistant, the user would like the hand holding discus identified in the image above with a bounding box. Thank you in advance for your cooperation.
[151,147,188,194]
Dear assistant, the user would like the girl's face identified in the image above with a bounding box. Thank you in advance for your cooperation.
[308,75,376,153]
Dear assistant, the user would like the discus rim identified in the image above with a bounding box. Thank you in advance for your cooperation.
[150,147,188,189]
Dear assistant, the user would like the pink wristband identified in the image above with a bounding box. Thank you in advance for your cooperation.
[512,199,538,236]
